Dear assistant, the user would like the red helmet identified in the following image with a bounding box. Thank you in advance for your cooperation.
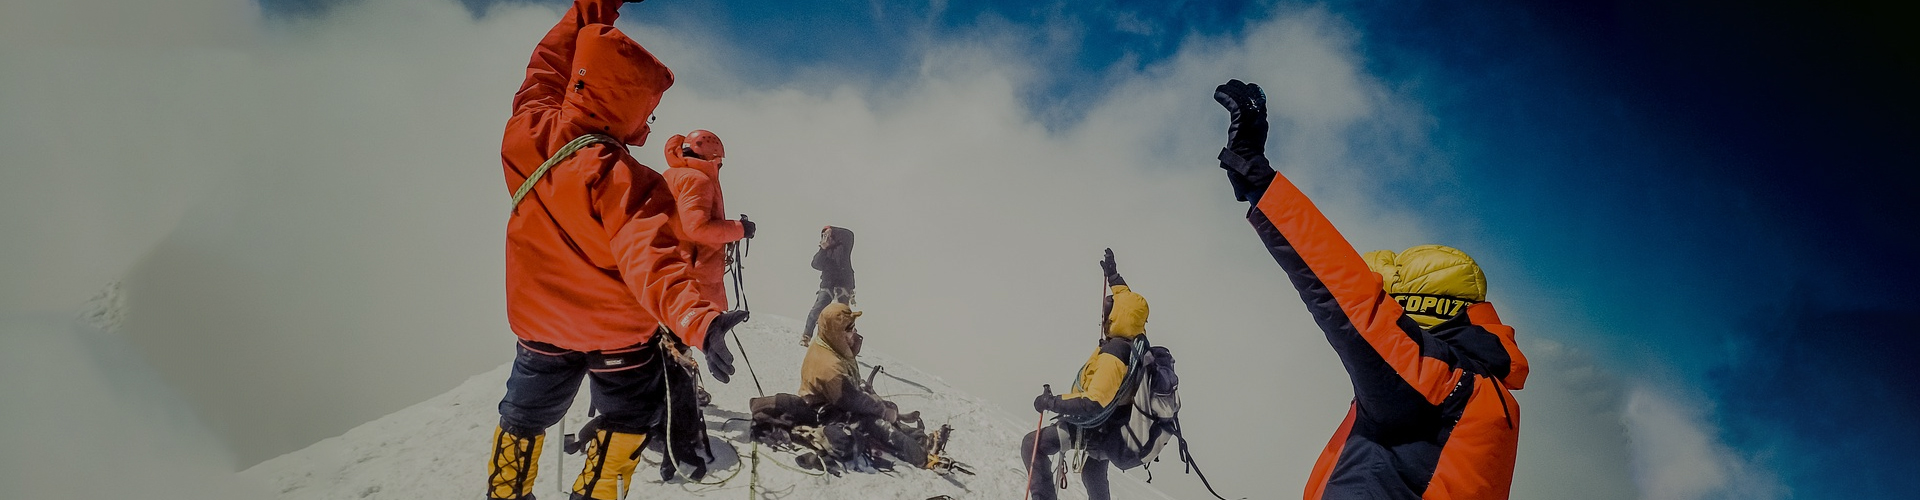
[681,129,725,160]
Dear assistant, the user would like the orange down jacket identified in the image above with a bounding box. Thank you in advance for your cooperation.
[1245,172,1529,500]
[661,135,744,308]
[501,0,720,352]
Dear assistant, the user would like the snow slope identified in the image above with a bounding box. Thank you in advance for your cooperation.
[242,315,1175,500]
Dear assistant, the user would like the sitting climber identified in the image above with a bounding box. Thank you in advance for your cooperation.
[749,303,931,473]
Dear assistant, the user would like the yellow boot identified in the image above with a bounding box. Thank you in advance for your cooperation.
[571,429,646,500]
[487,426,544,500]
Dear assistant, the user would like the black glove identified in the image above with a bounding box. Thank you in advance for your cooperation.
[739,218,757,239]
[1100,248,1125,286]
[702,310,750,383]
[1033,384,1056,413]
[1213,79,1277,202]
[1214,79,1268,158]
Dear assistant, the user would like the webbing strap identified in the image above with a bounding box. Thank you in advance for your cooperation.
[510,134,621,215]
[1216,147,1272,180]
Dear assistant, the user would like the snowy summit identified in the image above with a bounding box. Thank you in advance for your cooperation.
[241,315,1173,500]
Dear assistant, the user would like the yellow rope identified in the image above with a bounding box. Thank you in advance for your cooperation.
[510,134,620,215]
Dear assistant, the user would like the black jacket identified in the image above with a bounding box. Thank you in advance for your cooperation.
[812,226,856,289]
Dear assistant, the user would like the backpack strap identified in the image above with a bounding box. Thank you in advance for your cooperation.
[1060,338,1150,429]
[510,133,621,215]
[1172,416,1236,500]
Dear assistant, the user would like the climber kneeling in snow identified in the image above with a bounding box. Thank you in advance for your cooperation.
[486,1,749,499]
[1210,79,1529,500]
[1023,249,1149,500]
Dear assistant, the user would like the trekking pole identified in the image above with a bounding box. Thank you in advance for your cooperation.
[1023,384,1050,500]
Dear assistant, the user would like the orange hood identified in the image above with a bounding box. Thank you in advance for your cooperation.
[559,24,673,146]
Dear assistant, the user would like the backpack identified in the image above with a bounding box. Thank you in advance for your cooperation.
[1076,338,1232,500]
[1110,341,1179,470]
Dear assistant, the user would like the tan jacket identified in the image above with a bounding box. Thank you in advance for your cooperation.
[800,303,862,404]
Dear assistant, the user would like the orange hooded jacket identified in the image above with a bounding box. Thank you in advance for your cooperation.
[661,135,744,308]
[1245,172,1529,499]
[500,0,720,352]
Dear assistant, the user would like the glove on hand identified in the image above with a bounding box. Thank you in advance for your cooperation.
[739,219,757,239]
[1100,248,1126,286]
[1213,79,1268,158]
[1033,385,1056,413]
[1213,79,1277,202]
[702,310,750,383]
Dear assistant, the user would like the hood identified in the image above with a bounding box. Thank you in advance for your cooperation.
[559,24,673,146]
[825,226,855,250]
[1363,245,1487,328]
[662,134,720,178]
[1430,302,1529,390]
[825,226,855,266]
[1104,285,1149,339]
[812,302,861,360]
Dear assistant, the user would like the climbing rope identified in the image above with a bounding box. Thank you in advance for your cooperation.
[658,345,746,488]
[510,134,619,215]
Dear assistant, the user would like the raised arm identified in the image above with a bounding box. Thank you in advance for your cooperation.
[1215,80,1463,410]
[511,0,626,113]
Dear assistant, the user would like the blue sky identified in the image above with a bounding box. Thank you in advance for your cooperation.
[243,0,1915,497]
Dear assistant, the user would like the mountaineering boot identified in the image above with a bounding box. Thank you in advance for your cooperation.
[872,419,928,468]
[571,429,646,500]
[487,425,544,500]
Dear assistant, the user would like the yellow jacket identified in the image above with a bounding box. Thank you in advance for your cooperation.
[1054,285,1148,416]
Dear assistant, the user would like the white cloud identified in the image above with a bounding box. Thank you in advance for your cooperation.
[0,0,1777,499]
[1625,386,1785,500]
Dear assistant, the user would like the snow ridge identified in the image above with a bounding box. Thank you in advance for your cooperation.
[242,315,1173,500]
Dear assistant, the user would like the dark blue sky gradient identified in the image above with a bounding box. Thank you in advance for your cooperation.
[1336,1,1920,497]
[257,0,1919,495]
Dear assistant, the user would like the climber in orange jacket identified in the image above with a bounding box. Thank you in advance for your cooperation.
[662,129,753,309]
[1212,79,1530,500]
[486,2,748,499]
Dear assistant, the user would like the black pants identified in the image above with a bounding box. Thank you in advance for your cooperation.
[497,339,669,437]
[1022,424,1110,500]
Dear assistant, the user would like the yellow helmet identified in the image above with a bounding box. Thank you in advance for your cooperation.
[1363,245,1486,328]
